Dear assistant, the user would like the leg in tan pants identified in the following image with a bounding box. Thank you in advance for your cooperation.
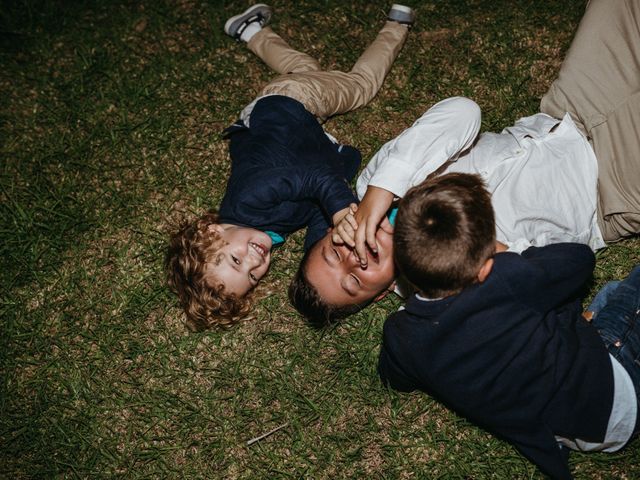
[247,26,322,74]
[540,0,640,242]
[247,21,409,121]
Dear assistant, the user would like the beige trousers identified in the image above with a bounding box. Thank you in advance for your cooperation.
[247,21,408,121]
[540,0,640,242]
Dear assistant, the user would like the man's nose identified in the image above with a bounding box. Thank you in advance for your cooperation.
[345,247,360,266]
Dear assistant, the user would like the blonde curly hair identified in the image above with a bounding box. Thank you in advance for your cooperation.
[165,211,253,330]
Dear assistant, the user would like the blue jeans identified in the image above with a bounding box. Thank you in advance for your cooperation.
[591,266,640,434]
[588,280,622,316]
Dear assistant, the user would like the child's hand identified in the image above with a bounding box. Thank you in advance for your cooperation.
[332,204,359,247]
[352,186,395,267]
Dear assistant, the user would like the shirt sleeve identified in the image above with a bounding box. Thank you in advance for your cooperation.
[356,97,481,199]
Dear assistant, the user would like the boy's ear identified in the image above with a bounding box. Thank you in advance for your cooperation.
[477,258,494,284]
[208,223,224,234]
[373,281,397,302]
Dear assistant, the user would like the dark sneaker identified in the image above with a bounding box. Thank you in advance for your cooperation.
[388,4,415,26]
[224,4,272,40]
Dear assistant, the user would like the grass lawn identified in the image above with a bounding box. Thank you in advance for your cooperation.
[2,0,640,478]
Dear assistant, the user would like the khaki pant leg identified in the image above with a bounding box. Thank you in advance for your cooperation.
[324,20,409,114]
[247,26,321,75]
[595,103,640,240]
[262,21,408,120]
[539,0,640,242]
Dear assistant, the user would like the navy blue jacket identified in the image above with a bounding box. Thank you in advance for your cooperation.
[379,244,613,480]
[219,95,360,250]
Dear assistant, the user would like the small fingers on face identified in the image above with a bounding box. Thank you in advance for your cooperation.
[334,220,356,247]
[344,212,358,231]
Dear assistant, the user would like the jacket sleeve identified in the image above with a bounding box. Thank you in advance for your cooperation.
[303,208,330,251]
[304,167,359,218]
[511,243,595,313]
[239,166,358,221]
[356,97,481,199]
[337,144,362,183]
[500,424,573,480]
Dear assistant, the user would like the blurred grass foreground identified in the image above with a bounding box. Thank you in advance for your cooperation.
[2,0,639,478]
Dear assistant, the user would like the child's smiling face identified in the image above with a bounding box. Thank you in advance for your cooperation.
[204,224,273,296]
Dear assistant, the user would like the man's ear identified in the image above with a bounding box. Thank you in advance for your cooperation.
[374,281,397,302]
[477,258,494,284]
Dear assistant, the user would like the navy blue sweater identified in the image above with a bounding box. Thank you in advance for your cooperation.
[219,95,360,250]
[379,244,613,480]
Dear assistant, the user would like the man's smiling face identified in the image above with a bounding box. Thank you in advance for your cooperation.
[303,227,397,307]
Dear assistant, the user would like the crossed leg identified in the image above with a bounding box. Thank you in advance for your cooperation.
[248,21,409,121]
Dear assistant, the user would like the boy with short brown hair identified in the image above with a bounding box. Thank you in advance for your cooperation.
[380,172,640,479]
[393,172,497,298]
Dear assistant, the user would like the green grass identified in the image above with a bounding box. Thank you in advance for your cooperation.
[2,0,640,478]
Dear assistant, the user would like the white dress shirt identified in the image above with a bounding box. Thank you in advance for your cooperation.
[357,97,605,253]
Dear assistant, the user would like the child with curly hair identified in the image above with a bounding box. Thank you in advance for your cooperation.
[166,3,414,330]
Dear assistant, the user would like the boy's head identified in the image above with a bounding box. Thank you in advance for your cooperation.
[289,224,397,326]
[165,212,273,330]
[394,172,496,298]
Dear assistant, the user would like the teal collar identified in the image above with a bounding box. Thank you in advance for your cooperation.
[264,230,285,247]
[387,207,398,226]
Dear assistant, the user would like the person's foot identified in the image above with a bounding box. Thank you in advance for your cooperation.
[224,4,272,40]
[388,4,415,26]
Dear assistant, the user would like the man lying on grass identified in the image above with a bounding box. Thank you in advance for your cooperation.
[379,172,640,480]
[165,3,415,329]
[290,0,640,326]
